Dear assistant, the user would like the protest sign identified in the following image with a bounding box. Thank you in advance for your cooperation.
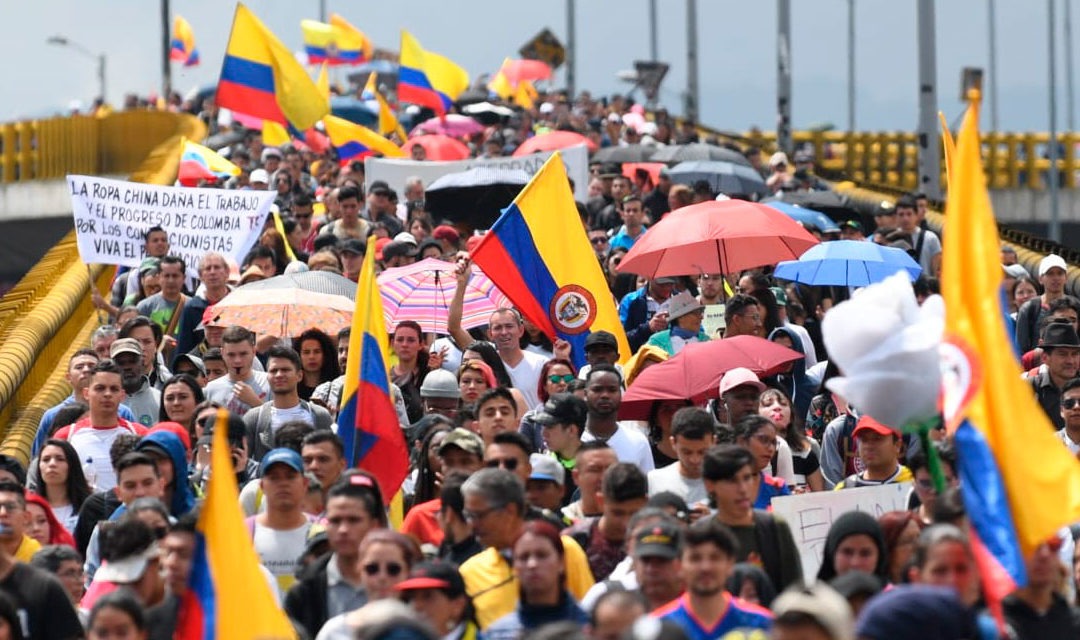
[68,175,272,276]
[702,303,726,338]
[366,144,590,204]
[770,483,913,581]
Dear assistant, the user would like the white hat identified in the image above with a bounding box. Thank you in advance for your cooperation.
[769,151,790,167]
[667,291,705,321]
[394,232,418,247]
[250,169,269,185]
[95,542,159,584]
[772,583,855,640]
[1039,254,1068,277]
[719,367,766,396]
[539,102,555,114]
[528,454,565,485]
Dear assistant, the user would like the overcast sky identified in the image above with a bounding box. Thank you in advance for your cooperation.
[6,0,1072,132]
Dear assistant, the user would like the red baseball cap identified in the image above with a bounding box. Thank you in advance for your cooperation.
[852,416,897,439]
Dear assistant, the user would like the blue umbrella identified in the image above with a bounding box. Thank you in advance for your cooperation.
[764,201,840,233]
[773,240,922,286]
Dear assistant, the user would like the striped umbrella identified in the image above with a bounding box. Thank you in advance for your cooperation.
[377,258,510,334]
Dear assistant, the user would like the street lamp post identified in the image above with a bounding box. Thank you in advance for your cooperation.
[47,35,106,104]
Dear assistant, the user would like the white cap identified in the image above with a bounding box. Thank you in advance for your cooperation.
[1039,254,1068,277]
[539,102,555,114]
[394,232,418,247]
[769,151,789,167]
[250,169,269,185]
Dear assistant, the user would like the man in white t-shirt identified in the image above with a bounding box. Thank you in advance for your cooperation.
[580,364,654,472]
[242,345,332,461]
[488,308,549,409]
[204,326,269,415]
[1057,378,1080,455]
[648,407,716,508]
[252,448,318,593]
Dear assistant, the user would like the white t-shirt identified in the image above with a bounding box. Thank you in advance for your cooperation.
[205,371,270,415]
[1056,429,1080,456]
[253,520,314,593]
[271,403,315,432]
[68,426,138,491]
[648,461,708,505]
[582,423,655,472]
[503,350,550,409]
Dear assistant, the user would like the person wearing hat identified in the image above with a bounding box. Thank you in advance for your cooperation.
[833,417,913,490]
[645,291,709,356]
[771,582,854,640]
[718,367,767,425]
[396,561,480,640]
[766,151,792,192]
[93,517,167,610]
[249,168,270,190]
[400,429,485,548]
[134,430,196,518]
[339,237,367,281]
[525,454,566,513]
[432,225,461,255]
[1017,254,1071,353]
[838,220,865,241]
[619,276,679,353]
[532,393,588,505]
[1030,319,1080,430]
[576,331,624,383]
[253,447,320,592]
[382,240,419,269]
[419,369,462,420]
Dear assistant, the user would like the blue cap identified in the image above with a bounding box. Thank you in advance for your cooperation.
[260,448,304,474]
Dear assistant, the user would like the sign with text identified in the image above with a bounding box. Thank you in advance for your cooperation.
[68,175,271,275]
[771,483,913,581]
[519,28,565,69]
[702,303,726,338]
[366,144,590,206]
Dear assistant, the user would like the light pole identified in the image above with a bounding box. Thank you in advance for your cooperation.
[47,35,106,104]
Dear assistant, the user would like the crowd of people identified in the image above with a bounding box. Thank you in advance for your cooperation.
[6,84,1078,640]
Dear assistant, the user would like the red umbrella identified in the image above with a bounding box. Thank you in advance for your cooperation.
[513,131,597,156]
[617,199,819,278]
[402,135,471,161]
[617,336,804,420]
[500,59,553,84]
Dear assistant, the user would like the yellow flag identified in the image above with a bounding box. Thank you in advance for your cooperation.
[262,121,291,147]
[316,62,330,100]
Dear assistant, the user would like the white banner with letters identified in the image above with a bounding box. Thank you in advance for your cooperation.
[365,143,590,204]
[68,175,272,275]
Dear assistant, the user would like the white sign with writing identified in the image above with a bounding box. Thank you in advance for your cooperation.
[68,175,271,275]
[702,303,726,338]
[770,482,913,581]
[365,144,590,204]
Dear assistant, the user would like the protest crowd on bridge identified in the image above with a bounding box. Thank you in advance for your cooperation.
[10,4,1080,640]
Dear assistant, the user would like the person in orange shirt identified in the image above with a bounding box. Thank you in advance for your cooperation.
[400,429,484,546]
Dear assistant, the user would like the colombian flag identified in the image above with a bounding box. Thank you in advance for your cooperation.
[217,3,329,131]
[398,31,469,116]
[470,153,631,369]
[363,73,407,142]
[300,14,372,66]
[176,409,295,639]
[337,244,410,503]
[178,138,239,187]
[170,15,199,67]
[941,89,1080,622]
[324,115,405,165]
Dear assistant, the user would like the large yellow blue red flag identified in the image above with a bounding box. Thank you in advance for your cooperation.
[217,3,329,131]
[324,115,405,165]
[941,89,1080,605]
[300,13,372,66]
[363,73,407,141]
[178,138,239,186]
[470,153,631,369]
[177,409,295,639]
[337,244,410,503]
[170,15,199,67]
[398,31,469,116]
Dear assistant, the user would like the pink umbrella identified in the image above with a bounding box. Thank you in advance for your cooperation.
[402,135,472,161]
[500,59,552,84]
[410,114,485,138]
[513,131,597,156]
[377,258,511,334]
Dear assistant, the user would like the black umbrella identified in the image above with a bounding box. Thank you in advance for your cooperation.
[668,160,768,198]
[591,144,657,163]
[461,101,516,125]
[650,143,752,166]
[425,167,530,230]
[238,271,358,300]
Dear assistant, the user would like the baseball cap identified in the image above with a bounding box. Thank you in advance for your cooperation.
[110,338,143,360]
[95,542,160,584]
[419,369,461,399]
[1003,263,1029,280]
[250,169,270,185]
[653,276,679,285]
[173,353,206,377]
[261,147,283,161]
[718,367,766,396]
[852,415,897,439]
[432,225,460,244]
[528,454,565,485]
[769,286,788,306]
[437,428,484,458]
[532,393,588,428]
[584,331,619,351]
[340,238,366,256]
[382,241,418,261]
[772,583,855,640]
[840,219,862,233]
[1039,254,1068,277]
[394,232,419,247]
[769,151,789,167]
[633,522,682,560]
[138,257,161,275]
[394,561,466,596]
[260,448,304,474]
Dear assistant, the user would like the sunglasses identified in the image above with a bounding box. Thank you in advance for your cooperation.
[1063,398,1080,410]
[363,562,404,577]
[548,374,576,384]
[590,237,609,245]
[485,458,519,471]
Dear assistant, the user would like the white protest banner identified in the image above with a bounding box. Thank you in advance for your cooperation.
[366,143,590,205]
[702,303,726,338]
[770,483,913,581]
[68,175,272,276]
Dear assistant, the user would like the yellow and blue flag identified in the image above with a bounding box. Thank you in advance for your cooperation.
[363,72,407,142]
[941,89,1080,616]
[398,31,468,116]
[217,3,329,131]
[300,13,372,66]
[177,409,296,639]
[170,15,199,67]
[178,138,239,186]
[337,244,410,503]
[324,115,405,165]
[470,153,631,368]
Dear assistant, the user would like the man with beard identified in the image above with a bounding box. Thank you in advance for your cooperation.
[109,338,161,427]
[654,518,773,638]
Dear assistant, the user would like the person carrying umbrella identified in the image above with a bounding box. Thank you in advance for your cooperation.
[645,292,709,356]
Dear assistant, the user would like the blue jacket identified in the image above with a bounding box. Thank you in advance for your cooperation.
[618,287,656,352]
[135,430,196,517]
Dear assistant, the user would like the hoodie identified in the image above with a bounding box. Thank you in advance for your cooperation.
[135,430,196,517]
[767,326,815,419]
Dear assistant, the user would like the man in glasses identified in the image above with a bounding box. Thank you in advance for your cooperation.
[588,229,611,260]
[1056,377,1080,455]
[291,193,320,254]
[252,448,318,592]
[484,432,532,484]
[722,294,763,339]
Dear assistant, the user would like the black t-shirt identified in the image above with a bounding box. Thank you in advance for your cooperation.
[0,563,83,639]
[75,489,122,557]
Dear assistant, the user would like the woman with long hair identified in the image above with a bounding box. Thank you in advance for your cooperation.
[732,415,792,509]
[24,493,76,549]
[459,344,528,416]
[878,510,922,585]
[158,374,204,443]
[293,328,341,400]
[759,388,823,492]
[458,360,498,407]
[32,439,92,533]
[519,359,576,453]
[409,424,452,508]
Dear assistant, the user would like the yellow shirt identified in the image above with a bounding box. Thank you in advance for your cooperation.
[460,536,595,629]
[833,465,914,490]
[14,535,41,563]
